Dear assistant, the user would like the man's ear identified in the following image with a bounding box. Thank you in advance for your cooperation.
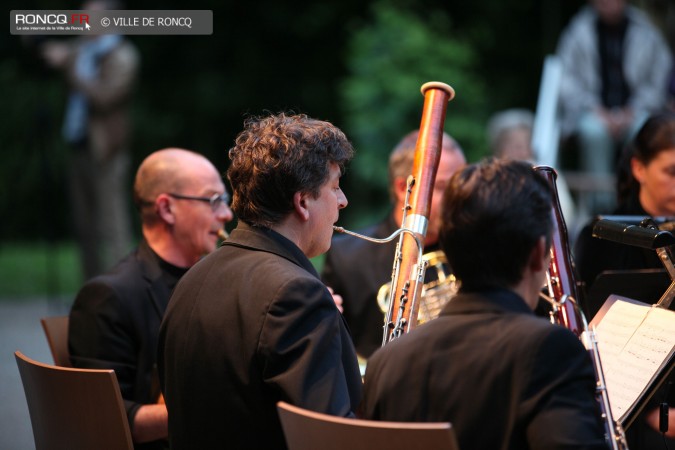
[393,176,408,204]
[156,194,176,225]
[529,236,549,273]
[293,191,310,221]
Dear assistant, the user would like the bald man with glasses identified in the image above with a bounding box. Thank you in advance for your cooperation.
[167,192,230,210]
[68,148,233,449]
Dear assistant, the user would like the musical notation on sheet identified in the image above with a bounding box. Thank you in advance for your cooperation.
[595,298,675,421]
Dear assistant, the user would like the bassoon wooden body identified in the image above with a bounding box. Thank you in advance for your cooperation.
[382,82,455,345]
[535,166,627,450]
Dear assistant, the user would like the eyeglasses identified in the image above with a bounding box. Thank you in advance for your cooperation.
[168,192,230,211]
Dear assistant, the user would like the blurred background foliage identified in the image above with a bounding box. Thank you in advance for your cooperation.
[340,1,488,224]
[1,0,588,295]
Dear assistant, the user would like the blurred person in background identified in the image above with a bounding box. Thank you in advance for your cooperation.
[556,0,672,213]
[487,108,578,233]
[41,0,139,279]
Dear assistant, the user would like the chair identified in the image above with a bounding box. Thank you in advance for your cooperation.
[277,401,460,450]
[14,351,134,450]
[40,315,71,367]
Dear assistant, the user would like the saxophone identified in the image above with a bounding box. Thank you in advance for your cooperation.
[535,166,628,450]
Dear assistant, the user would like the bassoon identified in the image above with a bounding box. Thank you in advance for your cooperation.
[382,82,455,345]
[535,166,628,450]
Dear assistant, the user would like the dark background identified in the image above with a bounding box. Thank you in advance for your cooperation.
[0,0,638,244]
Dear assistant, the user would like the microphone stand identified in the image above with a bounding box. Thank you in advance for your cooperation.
[592,218,675,309]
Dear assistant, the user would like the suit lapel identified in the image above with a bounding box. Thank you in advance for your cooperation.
[137,240,172,320]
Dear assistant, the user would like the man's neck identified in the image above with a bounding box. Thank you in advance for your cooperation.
[143,228,195,269]
[270,219,305,255]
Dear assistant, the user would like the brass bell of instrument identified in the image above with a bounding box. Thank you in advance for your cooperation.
[377,250,459,325]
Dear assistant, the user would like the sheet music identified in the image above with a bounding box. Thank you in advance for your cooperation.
[595,299,675,422]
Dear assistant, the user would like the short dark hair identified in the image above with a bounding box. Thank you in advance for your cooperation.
[439,158,552,291]
[227,113,354,228]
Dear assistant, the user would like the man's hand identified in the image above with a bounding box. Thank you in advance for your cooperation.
[645,404,674,438]
[132,403,168,443]
[327,286,343,313]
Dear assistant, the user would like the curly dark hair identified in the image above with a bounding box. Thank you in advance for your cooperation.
[227,113,354,228]
[439,158,553,291]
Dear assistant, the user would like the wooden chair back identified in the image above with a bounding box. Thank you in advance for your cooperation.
[277,401,460,450]
[40,315,71,367]
[15,351,133,450]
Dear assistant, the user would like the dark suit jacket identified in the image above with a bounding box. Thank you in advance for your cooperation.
[158,222,363,450]
[361,288,608,450]
[322,214,399,357]
[69,239,182,449]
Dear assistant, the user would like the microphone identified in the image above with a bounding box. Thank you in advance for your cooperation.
[594,215,675,231]
[592,219,675,249]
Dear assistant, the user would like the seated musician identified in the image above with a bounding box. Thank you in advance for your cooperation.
[158,113,362,449]
[576,112,675,308]
[360,158,608,450]
[575,112,675,447]
[321,129,466,359]
[69,148,233,449]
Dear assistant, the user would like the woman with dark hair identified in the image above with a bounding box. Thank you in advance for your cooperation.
[574,112,675,447]
[616,112,675,211]
[575,112,675,296]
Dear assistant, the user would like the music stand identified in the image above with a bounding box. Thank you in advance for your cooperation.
[590,219,675,429]
[586,269,672,321]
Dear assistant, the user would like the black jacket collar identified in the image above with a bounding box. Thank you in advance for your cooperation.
[440,288,534,317]
[224,221,320,279]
